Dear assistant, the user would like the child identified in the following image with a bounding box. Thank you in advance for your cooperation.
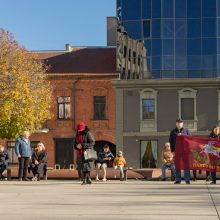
[113,151,126,180]
[96,144,114,181]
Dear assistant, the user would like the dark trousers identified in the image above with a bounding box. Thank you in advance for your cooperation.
[18,157,30,179]
[31,163,47,177]
[0,163,8,176]
[82,171,91,182]
[211,172,216,183]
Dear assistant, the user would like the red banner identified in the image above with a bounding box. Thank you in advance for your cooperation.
[175,136,220,172]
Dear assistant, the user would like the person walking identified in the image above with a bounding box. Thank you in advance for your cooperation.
[74,122,95,185]
[15,131,32,181]
[209,124,220,184]
[169,118,191,184]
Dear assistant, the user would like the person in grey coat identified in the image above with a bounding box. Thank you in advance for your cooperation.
[15,131,32,181]
[74,122,95,185]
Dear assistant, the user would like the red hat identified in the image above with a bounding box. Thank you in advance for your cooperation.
[77,122,86,132]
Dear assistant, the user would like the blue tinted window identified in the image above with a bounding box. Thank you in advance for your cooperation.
[152,70,161,78]
[142,0,151,19]
[162,56,174,70]
[147,57,151,70]
[187,19,201,38]
[175,19,187,38]
[152,0,161,18]
[202,0,216,17]
[123,21,142,39]
[187,0,201,18]
[162,70,174,78]
[175,0,186,18]
[218,19,220,37]
[202,19,216,38]
[175,39,187,55]
[152,19,161,38]
[122,0,141,20]
[218,39,220,54]
[188,70,201,78]
[162,0,173,18]
[152,39,161,56]
[188,56,202,69]
[175,70,188,78]
[143,20,151,38]
[202,55,216,69]
[162,19,174,38]
[175,56,187,70]
[187,39,201,55]
[218,0,220,17]
[202,38,217,54]
[144,40,151,56]
[163,39,174,55]
[152,56,161,70]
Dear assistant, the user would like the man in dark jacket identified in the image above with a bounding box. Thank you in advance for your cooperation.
[95,144,114,181]
[15,131,32,181]
[169,118,191,184]
[0,145,10,180]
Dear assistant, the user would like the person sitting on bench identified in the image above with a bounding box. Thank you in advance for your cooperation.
[0,145,10,180]
[161,142,175,181]
[30,142,47,181]
[113,151,126,181]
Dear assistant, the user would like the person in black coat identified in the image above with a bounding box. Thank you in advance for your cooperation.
[30,142,47,181]
[74,122,95,185]
[209,125,220,184]
[169,118,191,184]
[0,145,10,180]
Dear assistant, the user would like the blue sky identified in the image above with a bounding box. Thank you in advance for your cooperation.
[0,0,115,50]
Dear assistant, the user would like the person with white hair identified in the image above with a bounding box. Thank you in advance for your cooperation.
[30,142,47,181]
[15,130,32,181]
[161,142,175,181]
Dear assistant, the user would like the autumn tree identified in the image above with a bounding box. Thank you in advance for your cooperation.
[0,28,53,139]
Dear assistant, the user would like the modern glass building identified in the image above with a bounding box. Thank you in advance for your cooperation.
[117,0,220,78]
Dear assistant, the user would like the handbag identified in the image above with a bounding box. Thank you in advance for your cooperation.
[84,149,97,161]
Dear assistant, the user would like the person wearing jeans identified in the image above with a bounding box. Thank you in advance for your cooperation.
[161,142,175,181]
[15,131,32,181]
[169,118,191,184]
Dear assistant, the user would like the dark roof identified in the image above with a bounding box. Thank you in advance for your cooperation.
[34,48,117,74]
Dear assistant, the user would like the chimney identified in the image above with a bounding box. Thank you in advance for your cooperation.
[65,44,73,52]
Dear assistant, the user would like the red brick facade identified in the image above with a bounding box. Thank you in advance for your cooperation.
[1,47,117,168]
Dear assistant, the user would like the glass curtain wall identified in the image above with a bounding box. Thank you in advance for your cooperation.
[117,0,219,78]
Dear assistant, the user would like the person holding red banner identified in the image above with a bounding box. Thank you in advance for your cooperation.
[209,124,220,184]
[169,118,191,184]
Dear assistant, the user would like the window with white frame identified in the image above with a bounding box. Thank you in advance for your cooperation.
[178,88,197,130]
[140,89,157,132]
[58,97,71,119]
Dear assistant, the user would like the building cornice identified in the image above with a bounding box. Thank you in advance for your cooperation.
[47,73,119,79]
[112,78,220,89]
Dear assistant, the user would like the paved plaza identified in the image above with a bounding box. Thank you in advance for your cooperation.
[0,180,220,220]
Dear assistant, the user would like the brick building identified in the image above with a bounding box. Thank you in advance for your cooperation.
[3,46,118,168]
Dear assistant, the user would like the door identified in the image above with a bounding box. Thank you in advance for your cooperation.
[55,138,74,169]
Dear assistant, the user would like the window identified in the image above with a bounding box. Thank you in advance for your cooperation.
[7,141,39,164]
[141,140,158,168]
[142,99,155,119]
[133,51,136,64]
[123,46,127,58]
[162,19,174,38]
[178,88,197,130]
[94,96,106,120]
[162,0,174,18]
[175,0,186,18]
[58,97,71,119]
[140,89,158,132]
[143,20,151,38]
[187,0,201,18]
[181,98,194,120]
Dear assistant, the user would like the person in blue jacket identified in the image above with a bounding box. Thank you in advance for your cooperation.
[15,131,32,181]
[169,118,191,184]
